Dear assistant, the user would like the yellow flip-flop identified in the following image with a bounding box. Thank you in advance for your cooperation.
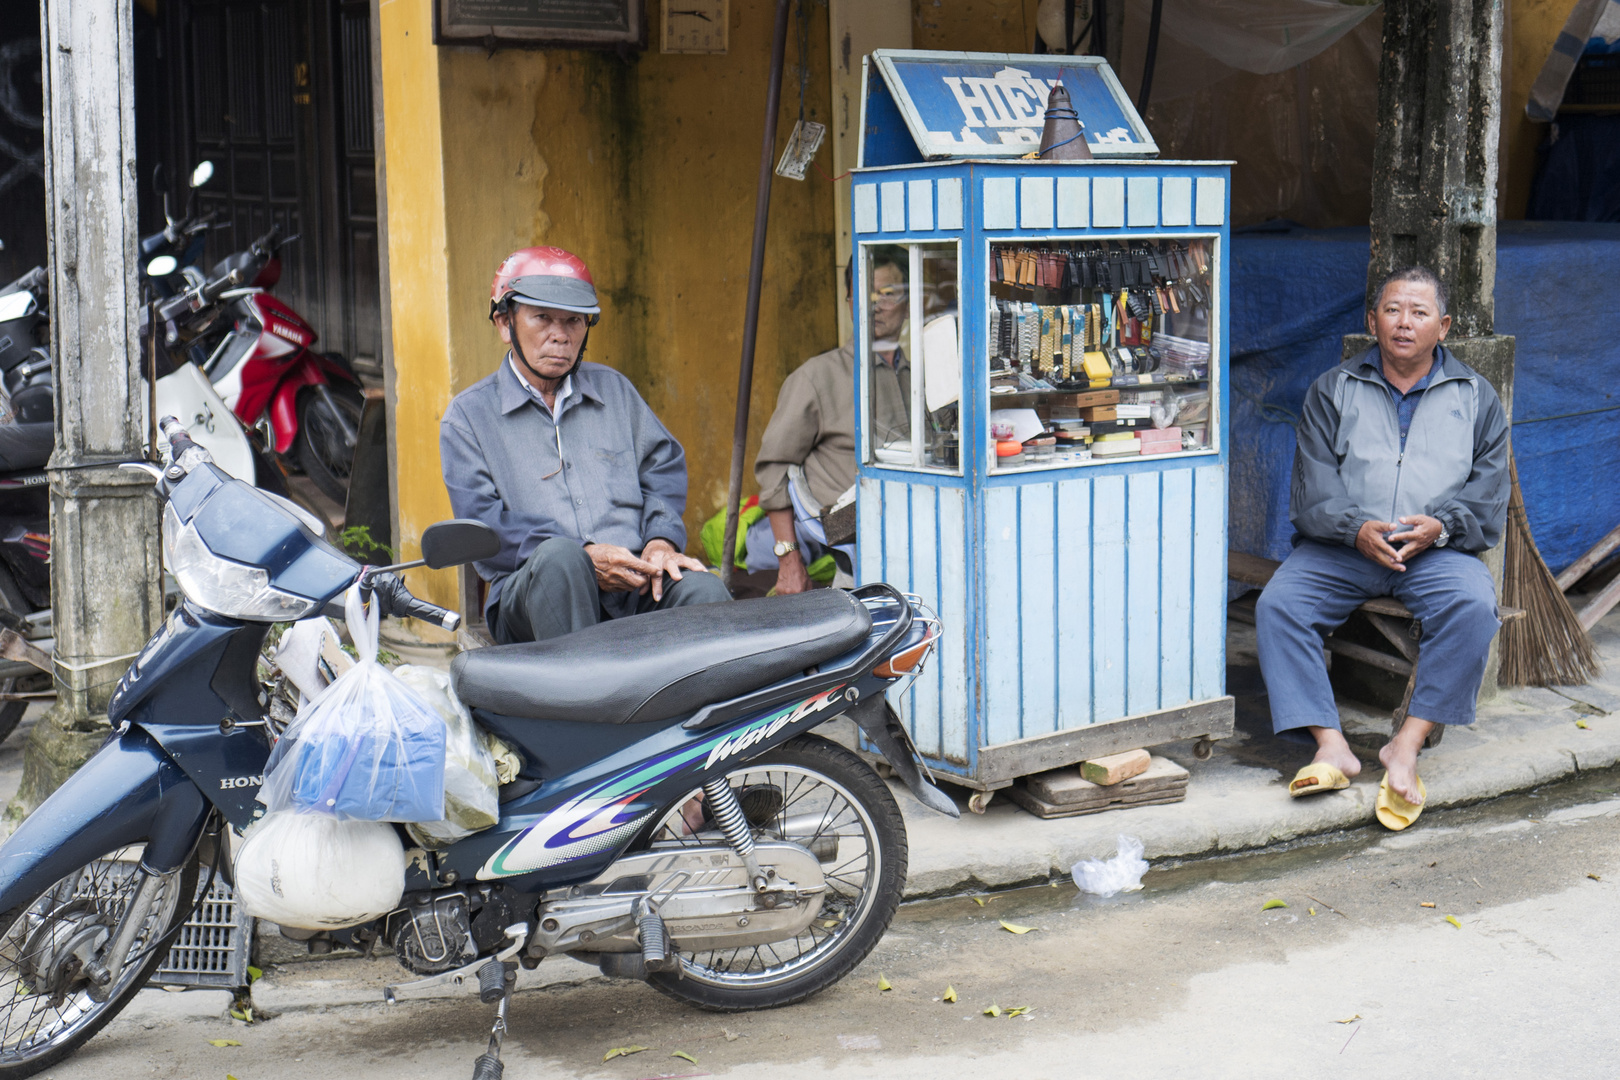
[1376,772,1428,830]
[1288,762,1350,798]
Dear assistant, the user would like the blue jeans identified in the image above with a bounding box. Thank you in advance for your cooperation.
[1255,539,1500,734]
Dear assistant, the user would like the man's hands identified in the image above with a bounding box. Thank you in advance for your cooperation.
[1355,515,1443,571]
[584,539,707,600]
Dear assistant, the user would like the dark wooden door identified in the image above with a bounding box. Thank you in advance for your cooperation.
[162,0,380,379]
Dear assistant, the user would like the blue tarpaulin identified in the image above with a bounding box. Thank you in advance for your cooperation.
[1229,222,1620,577]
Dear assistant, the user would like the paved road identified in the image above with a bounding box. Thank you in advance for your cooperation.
[42,765,1620,1080]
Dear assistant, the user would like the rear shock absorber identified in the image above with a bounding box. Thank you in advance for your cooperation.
[702,777,771,892]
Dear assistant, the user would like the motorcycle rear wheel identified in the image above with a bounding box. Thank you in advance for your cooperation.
[294,382,364,505]
[640,734,907,1012]
[0,846,199,1078]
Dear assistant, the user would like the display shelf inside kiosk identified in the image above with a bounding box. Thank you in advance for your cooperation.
[986,237,1217,470]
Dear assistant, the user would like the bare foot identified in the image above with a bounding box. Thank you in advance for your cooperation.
[1378,718,1433,804]
[1306,726,1362,781]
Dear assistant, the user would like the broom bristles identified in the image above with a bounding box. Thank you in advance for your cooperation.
[1500,456,1600,687]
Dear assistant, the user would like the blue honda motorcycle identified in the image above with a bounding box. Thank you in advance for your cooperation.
[0,418,956,1078]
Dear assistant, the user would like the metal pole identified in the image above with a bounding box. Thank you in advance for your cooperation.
[1138,0,1163,109]
[718,0,793,591]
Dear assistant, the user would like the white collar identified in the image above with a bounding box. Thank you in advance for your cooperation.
[508,354,572,416]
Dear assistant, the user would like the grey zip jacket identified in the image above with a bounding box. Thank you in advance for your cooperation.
[1290,345,1509,553]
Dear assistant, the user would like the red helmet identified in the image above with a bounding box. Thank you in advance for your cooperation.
[489,246,600,322]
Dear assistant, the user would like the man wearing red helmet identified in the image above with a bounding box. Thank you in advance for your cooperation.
[440,246,728,643]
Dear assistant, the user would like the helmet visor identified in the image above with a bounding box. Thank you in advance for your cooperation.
[504,274,601,315]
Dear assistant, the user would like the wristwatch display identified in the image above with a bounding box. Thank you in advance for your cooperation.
[773,539,800,558]
[1434,522,1450,548]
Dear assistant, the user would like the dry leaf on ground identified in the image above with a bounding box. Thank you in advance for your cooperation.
[999,920,1036,934]
[1261,899,1288,911]
[1334,1015,1361,1025]
[208,1039,242,1047]
[671,1050,698,1064]
[942,985,958,1003]
[1445,915,1462,928]
[878,975,892,991]
[602,1045,650,1062]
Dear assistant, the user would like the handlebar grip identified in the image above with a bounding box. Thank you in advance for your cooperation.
[360,570,462,632]
[159,416,199,456]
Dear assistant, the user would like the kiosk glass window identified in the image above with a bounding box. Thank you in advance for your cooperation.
[986,235,1219,471]
[863,241,961,473]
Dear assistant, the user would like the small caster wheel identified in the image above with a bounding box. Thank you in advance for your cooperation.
[873,760,896,780]
[1193,737,1215,761]
[968,791,994,815]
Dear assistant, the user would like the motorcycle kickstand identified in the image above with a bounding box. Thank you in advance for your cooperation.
[470,958,518,1080]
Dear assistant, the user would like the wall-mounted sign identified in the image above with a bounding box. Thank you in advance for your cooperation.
[661,0,727,54]
[435,0,645,49]
[865,50,1157,161]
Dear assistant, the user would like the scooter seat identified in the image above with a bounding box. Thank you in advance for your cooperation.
[449,590,872,725]
[0,422,52,473]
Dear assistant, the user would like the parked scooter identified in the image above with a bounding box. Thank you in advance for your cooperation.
[148,220,366,504]
[0,416,955,1078]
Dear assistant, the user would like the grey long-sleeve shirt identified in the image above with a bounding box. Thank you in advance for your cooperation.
[440,358,690,619]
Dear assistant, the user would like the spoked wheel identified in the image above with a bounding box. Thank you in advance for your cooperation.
[294,382,364,505]
[639,734,907,1011]
[0,846,198,1078]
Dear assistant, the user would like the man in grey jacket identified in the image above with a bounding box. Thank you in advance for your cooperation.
[1255,266,1509,826]
[440,246,728,644]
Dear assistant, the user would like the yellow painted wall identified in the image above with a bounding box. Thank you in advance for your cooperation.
[381,0,846,609]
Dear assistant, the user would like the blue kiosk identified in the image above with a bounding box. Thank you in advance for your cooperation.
[851,51,1234,811]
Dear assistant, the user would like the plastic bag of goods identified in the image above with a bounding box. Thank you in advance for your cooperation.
[234,812,407,929]
[394,664,501,848]
[1071,835,1149,897]
[260,585,447,822]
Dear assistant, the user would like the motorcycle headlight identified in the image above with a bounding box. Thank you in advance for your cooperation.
[163,503,316,621]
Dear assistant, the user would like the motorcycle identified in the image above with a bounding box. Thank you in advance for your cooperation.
[0,416,957,1079]
[149,221,366,505]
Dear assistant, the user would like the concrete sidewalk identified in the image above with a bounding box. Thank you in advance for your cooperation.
[897,608,1620,898]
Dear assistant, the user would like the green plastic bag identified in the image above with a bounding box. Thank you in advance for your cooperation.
[700,498,763,569]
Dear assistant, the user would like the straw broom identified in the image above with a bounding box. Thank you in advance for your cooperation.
[1499,456,1599,687]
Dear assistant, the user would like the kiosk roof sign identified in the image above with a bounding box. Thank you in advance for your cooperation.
[862,50,1157,164]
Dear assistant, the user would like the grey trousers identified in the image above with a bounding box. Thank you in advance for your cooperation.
[492,537,732,644]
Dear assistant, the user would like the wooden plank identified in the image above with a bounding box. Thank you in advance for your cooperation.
[1325,636,1414,676]
[1578,572,1620,632]
[1080,748,1151,786]
[983,485,1022,747]
[1191,465,1227,702]
[1055,477,1093,728]
[857,477,884,586]
[1226,549,1278,588]
[1019,483,1058,740]
[1159,468,1194,708]
[1008,787,1187,820]
[1026,755,1188,806]
[938,487,970,767]
[1126,472,1162,715]
[882,480,912,595]
[1091,475,1128,722]
[909,484,942,758]
[1363,611,1419,663]
[977,696,1234,785]
[1556,520,1620,592]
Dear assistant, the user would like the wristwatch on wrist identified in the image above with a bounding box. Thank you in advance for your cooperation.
[1434,521,1451,548]
[773,539,800,559]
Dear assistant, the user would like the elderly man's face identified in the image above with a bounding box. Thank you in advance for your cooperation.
[869,263,908,342]
[498,303,589,381]
[1367,279,1451,369]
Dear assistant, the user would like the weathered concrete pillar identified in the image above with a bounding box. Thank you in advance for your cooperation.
[1346,0,1515,700]
[7,0,164,826]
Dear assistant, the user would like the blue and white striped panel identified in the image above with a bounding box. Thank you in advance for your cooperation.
[905,484,942,757]
[937,487,969,764]
[977,464,1225,745]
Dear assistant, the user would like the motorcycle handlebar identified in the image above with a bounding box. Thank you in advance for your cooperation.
[359,570,462,632]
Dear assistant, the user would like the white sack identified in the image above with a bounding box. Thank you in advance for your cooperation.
[234,812,406,929]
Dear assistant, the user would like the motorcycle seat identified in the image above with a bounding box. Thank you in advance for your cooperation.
[449,590,872,725]
[0,422,52,474]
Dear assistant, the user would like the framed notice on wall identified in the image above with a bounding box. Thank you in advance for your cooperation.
[434,0,645,49]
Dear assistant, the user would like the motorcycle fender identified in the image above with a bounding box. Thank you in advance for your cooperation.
[268,363,320,455]
[0,728,209,915]
[844,692,960,819]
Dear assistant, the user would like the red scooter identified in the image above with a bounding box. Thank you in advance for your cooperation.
[151,224,365,504]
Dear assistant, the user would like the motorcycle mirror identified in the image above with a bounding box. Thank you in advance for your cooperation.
[146,254,178,278]
[419,519,500,569]
[189,160,214,188]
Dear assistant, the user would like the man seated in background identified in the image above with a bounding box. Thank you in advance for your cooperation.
[749,258,911,593]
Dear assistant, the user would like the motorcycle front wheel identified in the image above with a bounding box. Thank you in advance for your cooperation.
[0,845,199,1078]
[638,734,907,1011]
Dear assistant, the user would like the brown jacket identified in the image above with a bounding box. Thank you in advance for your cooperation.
[754,344,910,512]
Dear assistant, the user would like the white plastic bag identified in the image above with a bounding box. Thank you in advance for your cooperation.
[261,586,446,822]
[233,812,406,929]
[394,665,501,848]
[1071,835,1149,897]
